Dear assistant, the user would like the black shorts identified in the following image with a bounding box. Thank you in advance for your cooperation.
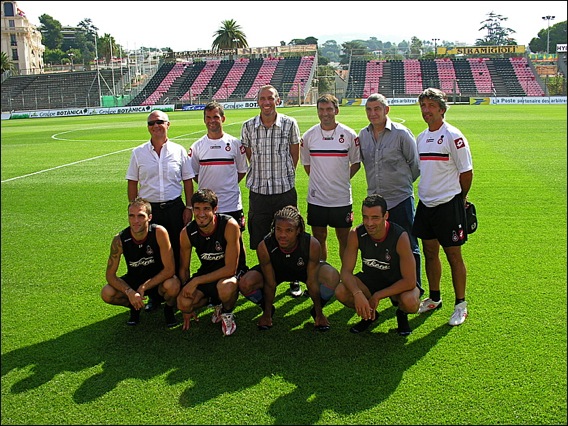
[121,274,162,301]
[248,264,307,285]
[355,271,423,297]
[223,209,246,232]
[248,188,297,250]
[307,203,353,228]
[182,274,221,305]
[412,194,468,247]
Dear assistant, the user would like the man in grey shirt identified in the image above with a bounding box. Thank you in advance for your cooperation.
[358,93,421,288]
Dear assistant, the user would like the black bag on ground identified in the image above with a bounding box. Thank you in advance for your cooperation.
[465,202,478,234]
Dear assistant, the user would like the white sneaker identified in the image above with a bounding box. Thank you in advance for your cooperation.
[449,301,468,326]
[211,304,223,324]
[221,312,236,336]
[418,297,443,314]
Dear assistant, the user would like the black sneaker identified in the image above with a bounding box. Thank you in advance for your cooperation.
[289,281,303,298]
[127,308,140,326]
[396,309,411,336]
[349,313,378,334]
[164,304,178,328]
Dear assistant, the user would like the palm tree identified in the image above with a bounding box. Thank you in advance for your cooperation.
[212,19,248,52]
[1,51,17,75]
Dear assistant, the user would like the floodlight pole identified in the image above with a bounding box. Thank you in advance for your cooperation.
[94,34,102,107]
[432,38,440,59]
[542,15,555,54]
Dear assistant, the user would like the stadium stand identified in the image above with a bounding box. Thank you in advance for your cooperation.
[183,59,221,100]
[169,61,206,103]
[346,58,367,98]
[404,59,424,95]
[417,59,440,94]
[285,56,316,101]
[435,58,459,94]
[390,60,406,97]
[1,54,553,111]
[362,60,383,98]
[467,57,494,95]
[212,58,249,100]
[141,63,186,106]
[245,57,280,99]
[270,56,301,101]
[2,69,128,110]
[509,57,545,96]
[129,63,175,106]
[491,58,527,96]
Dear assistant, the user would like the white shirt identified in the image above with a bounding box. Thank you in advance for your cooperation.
[300,122,361,207]
[416,122,473,207]
[189,133,248,212]
[126,140,195,203]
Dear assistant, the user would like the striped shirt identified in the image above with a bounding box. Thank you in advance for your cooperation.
[241,113,300,195]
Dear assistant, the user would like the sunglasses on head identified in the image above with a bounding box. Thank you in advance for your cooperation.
[147,119,167,126]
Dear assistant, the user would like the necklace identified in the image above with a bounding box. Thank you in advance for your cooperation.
[320,125,337,140]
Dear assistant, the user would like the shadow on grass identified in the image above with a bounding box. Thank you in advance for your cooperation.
[1,292,452,424]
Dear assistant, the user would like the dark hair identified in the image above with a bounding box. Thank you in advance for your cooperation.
[128,197,152,215]
[362,194,388,215]
[270,205,305,234]
[191,188,218,209]
[317,93,339,109]
[418,87,448,112]
[204,101,224,117]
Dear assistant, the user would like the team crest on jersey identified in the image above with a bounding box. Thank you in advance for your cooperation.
[215,241,222,252]
[146,245,154,256]
[385,249,391,262]
[188,148,193,157]
[354,137,360,146]
[297,257,305,267]
[454,137,465,149]
[225,143,231,152]
[300,138,304,146]
[339,134,345,143]
[240,145,246,154]
[437,135,445,144]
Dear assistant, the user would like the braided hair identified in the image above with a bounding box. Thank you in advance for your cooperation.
[270,205,305,235]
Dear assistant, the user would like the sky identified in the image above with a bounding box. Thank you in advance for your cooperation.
[16,1,567,52]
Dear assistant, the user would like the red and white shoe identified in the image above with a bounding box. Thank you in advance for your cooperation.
[418,298,442,314]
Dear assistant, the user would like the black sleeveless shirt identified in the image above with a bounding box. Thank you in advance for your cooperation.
[185,213,247,275]
[263,231,311,283]
[120,223,163,284]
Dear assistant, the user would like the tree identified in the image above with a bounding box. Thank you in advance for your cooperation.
[38,14,63,50]
[1,51,16,75]
[316,64,338,95]
[304,36,318,46]
[97,33,120,65]
[529,20,567,53]
[212,19,248,52]
[43,48,66,65]
[409,36,423,58]
[476,11,517,46]
[76,18,99,68]
[340,41,367,64]
[320,40,340,63]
